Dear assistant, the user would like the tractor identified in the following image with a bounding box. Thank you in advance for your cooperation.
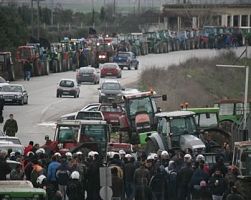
[232,141,251,200]
[144,111,206,155]
[0,52,15,81]
[16,43,49,76]
[44,119,110,157]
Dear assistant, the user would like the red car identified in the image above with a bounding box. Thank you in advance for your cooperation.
[100,63,122,78]
[98,103,124,130]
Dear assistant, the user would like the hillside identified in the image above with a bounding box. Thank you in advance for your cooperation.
[139,51,251,111]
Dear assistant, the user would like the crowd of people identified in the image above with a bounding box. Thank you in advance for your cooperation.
[0,138,245,200]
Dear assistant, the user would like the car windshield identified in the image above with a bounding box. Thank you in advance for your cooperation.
[57,126,79,142]
[117,53,130,57]
[128,97,153,116]
[0,55,4,62]
[100,106,122,112]
[76,112,103,120]
[1,85,22,92]
[102,82,120,90]
[0,146,23,155]
[102,64,117,68]
[170,116,197,135]
[0,138,21,144]
[59,80,74,87]
[196,113,218,127]
[241,151,251,176]
[80,124,106,142]
[98,44,112,51]
[80,68,94,73]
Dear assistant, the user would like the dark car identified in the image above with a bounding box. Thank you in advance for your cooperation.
[98,79,124,103]
[100,63,122,78]
[76,66,100,84]
[113,51,139,70]
[56,79,80,98]
[0,84,28,105]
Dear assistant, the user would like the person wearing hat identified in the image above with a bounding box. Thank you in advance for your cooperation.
[66,171,84,200]
[124,154,135,200]
[177,153,194,200]
[3,114,18,136]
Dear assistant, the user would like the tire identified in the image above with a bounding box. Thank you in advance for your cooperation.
[135,64,138,70]
[56,92,60,98]
[128,64,131,70]
[74,93,77,98]
[19,98,24,105]
[120,67,124,70]
[25,97,28,105]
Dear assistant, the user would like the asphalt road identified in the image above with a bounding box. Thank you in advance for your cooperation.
[1,47,249,145]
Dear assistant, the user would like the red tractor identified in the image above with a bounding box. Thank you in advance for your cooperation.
[16,44,49,76]
[96,37,115,64]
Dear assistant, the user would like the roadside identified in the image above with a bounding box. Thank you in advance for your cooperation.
[139,50,251,111]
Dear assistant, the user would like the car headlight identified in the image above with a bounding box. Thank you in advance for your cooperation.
[17,94,22,98]
[0,95,3,99]
[117,93,122,96]
[100,93,106,96]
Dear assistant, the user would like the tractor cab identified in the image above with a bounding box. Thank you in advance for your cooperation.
[145,111,205,155]
[51,120,109,157]
[232,141,251,199]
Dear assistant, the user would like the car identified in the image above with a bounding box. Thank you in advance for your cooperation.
[56,79,80,98]
[60,103,101,120]
[98,79,125,103]
[0,141,24,155]
[98,103,125,130]
[76,66,100,84]
[112,51,139,70]
[100,63,122,78]
[75,111,104,120]
[0,84,28,105]
[0,136,21,144]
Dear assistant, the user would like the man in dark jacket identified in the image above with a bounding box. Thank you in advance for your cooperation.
[177,154,194,200]
[124,155,135,200]
[67,171,83,200]
[209,169,227,200]
[111,167,124,199]
[0,150,11,180]
[3,113,18,136]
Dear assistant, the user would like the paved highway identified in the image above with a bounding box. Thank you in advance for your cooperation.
[0,47,249,145]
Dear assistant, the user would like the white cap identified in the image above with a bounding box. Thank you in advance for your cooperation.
[37,175,46,184]
[76,151,83,155]
[71,171,80,179]
[36,148,45,155]
[88,151,94,157]
[54,152,61,157]
[119,150,126,155]
[65,152,72,157]
[152,153,158,159]
[10,152,15,157]
[125,154,132,158]
[161,151,169,156]
[184,154,192,161]
[147,154,154,160]
[196,154,205,162]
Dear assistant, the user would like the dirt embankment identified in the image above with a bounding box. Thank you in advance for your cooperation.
[139,51,251,111]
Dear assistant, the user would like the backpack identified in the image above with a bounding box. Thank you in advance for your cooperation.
[57,169,70,186]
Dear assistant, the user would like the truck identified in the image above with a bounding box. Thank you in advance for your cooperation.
[46,119,110,157]
[0,52,15,81]
[144,111,206,155]
[112,51,139,70]
[232,141,251,199]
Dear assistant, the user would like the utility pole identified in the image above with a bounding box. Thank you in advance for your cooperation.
[31,0,34,37]
[37,0,40,40]
[92,0,95,28]
[51,0,54,25]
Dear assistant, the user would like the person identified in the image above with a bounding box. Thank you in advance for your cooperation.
[23,60,32,81]
[10,163,24,180]
[111,167,124,199]
[124,154,135,200]
[177,154,194,200]
[3,113,18,136]
[0,150,11,180]
[66,171,84,200]
[0,97,4,123]
[226,186,244,200]
[208,169,227,200]
[47,154,61,190]
[24,141,34,156]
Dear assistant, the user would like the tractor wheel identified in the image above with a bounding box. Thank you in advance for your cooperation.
[145,139,159,154]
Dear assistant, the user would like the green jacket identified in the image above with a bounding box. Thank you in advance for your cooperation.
[3,119,18,136]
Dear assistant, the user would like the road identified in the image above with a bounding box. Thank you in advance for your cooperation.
[0,47,249,145]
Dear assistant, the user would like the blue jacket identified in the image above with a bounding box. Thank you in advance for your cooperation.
[47,161,60,182]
